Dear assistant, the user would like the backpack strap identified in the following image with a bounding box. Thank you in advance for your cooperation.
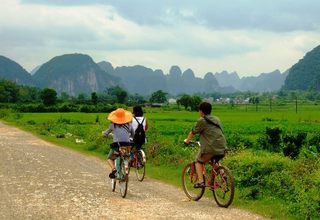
[204,116,223,133]
[134,117,145,126]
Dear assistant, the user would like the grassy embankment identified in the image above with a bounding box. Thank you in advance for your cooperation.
[1,103,319,220]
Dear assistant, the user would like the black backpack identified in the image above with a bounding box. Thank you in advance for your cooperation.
[133,117,145,146]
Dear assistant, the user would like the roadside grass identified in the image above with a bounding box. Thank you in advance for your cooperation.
[0,118,308,220]
[146,163,296,220]
[1,105,319,220]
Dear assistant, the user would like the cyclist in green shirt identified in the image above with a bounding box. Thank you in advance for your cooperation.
[184,102,227,188]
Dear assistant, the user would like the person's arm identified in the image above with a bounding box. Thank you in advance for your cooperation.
[102,124,113,137]
[184,119,203,144]
[184,131,194,144]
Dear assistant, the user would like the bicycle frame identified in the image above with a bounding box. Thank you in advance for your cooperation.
[182,141,234,207]
[115,146,131,179]
[205,160,220,189]
[111,145,131,198]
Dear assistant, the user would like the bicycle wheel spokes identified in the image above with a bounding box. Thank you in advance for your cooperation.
[212,166,234,208]
[182,163,205,201]
[119,160,129,198]
[135,151,146,181]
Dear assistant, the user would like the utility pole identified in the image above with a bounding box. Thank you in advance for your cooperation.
[269,98,272,112]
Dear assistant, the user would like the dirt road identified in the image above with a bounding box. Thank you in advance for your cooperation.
[0,122,267,220]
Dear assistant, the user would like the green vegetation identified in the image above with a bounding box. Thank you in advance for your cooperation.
[1,104,320,220]
[284,45,320,91]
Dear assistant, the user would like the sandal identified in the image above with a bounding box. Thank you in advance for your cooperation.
[109,169,117,179]
[194,182,205,188]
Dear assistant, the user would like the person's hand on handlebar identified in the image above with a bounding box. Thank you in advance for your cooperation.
[184,131,194,145]
[184,139,191,145]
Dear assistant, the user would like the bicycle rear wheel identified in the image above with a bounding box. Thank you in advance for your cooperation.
[119,159,129,198]
[212,166,234,208]
[135,150,146,182]
[182,162,205,201]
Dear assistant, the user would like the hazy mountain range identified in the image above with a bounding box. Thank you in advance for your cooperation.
[1,45,320,96]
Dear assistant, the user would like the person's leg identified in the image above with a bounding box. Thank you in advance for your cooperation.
[195,162,204,183]
[107,159,115,170]
[107,149,117,178]
[195,153,214,187]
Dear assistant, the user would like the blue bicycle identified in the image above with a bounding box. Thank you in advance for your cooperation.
[111,146,131,198]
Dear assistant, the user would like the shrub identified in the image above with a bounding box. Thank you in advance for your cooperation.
[27,120,36,125]
[308,132,320,153]
[0,108,11,118]
[227,132,253,151]
[287,159,320,219]
[257,126,282,152]
[282,131,307,159]
[56,133,65,138]
[80,104,94,113]
[58,103,78,112]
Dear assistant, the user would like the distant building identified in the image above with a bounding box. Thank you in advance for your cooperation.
[168,98,177,104]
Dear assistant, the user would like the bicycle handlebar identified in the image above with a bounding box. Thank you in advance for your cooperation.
[183,140,200,147]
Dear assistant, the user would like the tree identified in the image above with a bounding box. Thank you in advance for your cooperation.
[60,92,70,102]
[77,93,86,104]
[18,86,40,103]
[0,80,19,103]
[190,95,202,111]
[149,90,167,103]
[127,93,146,106]
[107,86,128,104]
[40,88,57,105]
[91,92,98,105]
[177,94,192,110]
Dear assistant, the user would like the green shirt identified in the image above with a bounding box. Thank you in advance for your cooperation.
[192,115,227,155]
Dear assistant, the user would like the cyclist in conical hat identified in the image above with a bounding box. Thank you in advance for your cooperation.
[102,108,135,179]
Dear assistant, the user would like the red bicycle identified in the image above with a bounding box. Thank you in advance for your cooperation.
[181,141,234,208]
[130,148,146,181]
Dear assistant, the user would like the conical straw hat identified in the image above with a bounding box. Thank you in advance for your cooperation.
[107,108,133,124]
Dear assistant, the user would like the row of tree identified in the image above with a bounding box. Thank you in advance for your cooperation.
[0,80,168,106]
[0,79,319,108]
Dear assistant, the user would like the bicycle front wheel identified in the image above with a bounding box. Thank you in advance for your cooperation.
[212,166,234,208]
[135,150,146,182]
[182,162,205,201]
[119,160,129,198]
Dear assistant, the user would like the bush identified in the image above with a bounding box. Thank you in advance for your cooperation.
[227,132,253,151]
[58,103,78,112]
[225,150,292,189]
[287,159,320,219]
[282,131,307,159]
[80,104,94,113]
[56,133,65,138]
[0,108,12,118]
[257,126,282,152]
[308,132,320,153]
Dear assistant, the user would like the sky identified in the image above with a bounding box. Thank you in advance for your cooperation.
[1,0,320,78]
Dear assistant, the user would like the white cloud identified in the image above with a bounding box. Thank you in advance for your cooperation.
[0,0,320,77]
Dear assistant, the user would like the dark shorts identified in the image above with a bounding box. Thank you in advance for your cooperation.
[196,152,224,163]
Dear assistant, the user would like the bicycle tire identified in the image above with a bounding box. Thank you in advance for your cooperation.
[135,150,146,181]
[212,166,234,208]
[119,159,129,198]
[182,162,205,201]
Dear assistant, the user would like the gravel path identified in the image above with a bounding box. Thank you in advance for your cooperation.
[0,122,268,220]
